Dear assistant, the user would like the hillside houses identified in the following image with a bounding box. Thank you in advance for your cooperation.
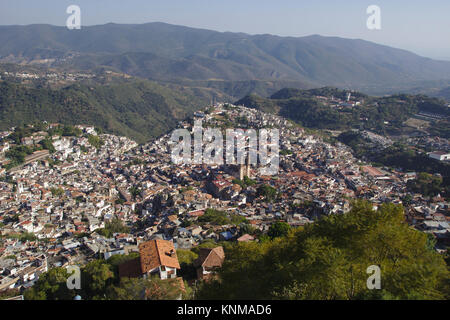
[0,104,448,296]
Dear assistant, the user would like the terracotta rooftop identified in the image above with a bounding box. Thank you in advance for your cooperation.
[139,240,180,273]
[194,246,225,268]
[237,234,255,242]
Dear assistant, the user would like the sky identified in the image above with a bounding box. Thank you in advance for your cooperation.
[1,0,450,60]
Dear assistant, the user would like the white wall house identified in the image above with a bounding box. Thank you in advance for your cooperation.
[429,152,450,161]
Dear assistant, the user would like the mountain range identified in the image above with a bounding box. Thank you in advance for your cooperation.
[1,22,449,143]
[1,22,450,97]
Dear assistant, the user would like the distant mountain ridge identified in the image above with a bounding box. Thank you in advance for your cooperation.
[1,22,450,95]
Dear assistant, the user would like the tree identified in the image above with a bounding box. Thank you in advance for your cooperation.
[129,186,141,200]
[96,217,130,238]
[19,232,37,242]
[50,187,64,197]
[198,209,230,226]
[0,288,21,300]
[268,222,291,239]
[62,126,82,137]
[177,249,199,281]
[40,138,55,153]
[87,134,104,149]
[401,194,413,206]
[407,172,443,197]
[240,223,256,236]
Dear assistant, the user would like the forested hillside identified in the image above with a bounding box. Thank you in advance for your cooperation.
[0,80,209,143]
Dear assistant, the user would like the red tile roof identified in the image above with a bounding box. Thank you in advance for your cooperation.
[194,246,225,268]
[188,210,205,217]
[139,240,180,273]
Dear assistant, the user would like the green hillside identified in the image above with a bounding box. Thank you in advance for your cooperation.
[0,80,208,143]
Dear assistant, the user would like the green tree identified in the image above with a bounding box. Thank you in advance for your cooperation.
[407,172,443,197]
[198,209,230,226]
[62,126,82,137]
[87,134,104,149]
[177,249,199,281]
[401,194,413,206]
[128,186,141,200]
[96,218,130,238]
[40,138,55,153]
[81,260,114,299]
[50,187,64,197]
[268,222,291,239]
[240,223,256,236]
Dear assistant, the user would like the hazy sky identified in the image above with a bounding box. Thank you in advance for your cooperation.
[1,0,450,60]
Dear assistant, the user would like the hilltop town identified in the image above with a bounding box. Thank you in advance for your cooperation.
[0,103,448,296]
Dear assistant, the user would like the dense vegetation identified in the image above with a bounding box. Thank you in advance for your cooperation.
[87,134,104,149]
[96,218,130,238]
[0,80,209,143]
[198,208,247,226]
[256,184,278,202]
[428,119,450,139]
[232,176,256,188]
[4,145,38,169]
[196,201,449,300]
[374,146,450,178]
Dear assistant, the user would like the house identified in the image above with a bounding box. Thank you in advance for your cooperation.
[429,151,450,161]
[187,210,205,219]
[193,246,225,280]
[118,239,180,280]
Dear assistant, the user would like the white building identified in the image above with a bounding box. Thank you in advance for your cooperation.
[429,151,450,161]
